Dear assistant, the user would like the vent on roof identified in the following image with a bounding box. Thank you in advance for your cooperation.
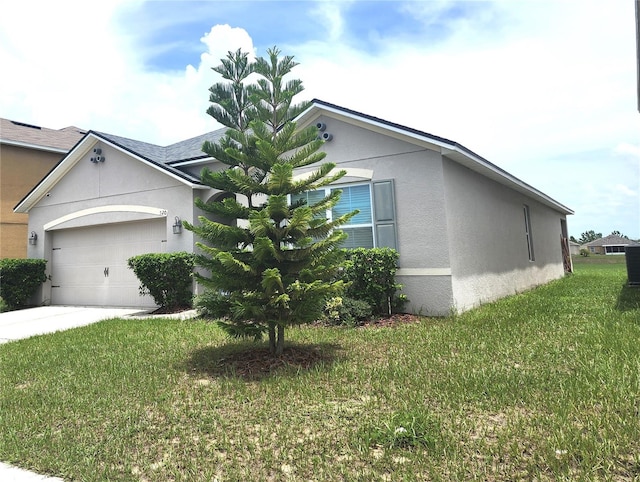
[10,120,42,130]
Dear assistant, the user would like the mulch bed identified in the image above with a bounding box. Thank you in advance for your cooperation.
[358,313,422,328]
[193,313,423,380]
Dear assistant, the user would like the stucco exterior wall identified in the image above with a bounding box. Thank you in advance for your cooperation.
[441,157,566,311]
[25,141,208,305]
[0,144,65,258]
[301,115,455,315]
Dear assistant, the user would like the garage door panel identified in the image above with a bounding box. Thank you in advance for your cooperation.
[50,219,166,307]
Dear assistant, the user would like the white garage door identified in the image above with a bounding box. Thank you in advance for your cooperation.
[50,219,166,307]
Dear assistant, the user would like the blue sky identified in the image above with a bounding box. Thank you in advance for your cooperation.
[0,0,638,239]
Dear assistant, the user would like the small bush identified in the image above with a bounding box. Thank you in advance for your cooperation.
[322,296,372,326]
[0,258,47,309]
[580,248,590,257]
[127,252,194,310]
[194,290,232,319]
[341,248,408,315]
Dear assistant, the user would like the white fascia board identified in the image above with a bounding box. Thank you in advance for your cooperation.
[15,133,202,213]
[168,157,216,167]
[0,138,69,154]
[104,140,202,188]
[298,102,573,216]
[441,147,574,215]
[14,136,96,213]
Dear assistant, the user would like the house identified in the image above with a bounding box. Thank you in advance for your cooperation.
[0,118,85,258]
[585,234,639,255]
[15,99,573,315]
[569,240,581,256]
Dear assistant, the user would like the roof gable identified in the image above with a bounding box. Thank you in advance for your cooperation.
[14,132,207,213]
[296,99,573,215]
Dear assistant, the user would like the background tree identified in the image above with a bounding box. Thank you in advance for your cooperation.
[186,47,355,356]
[610,230,627,238]
[578,230,602,244]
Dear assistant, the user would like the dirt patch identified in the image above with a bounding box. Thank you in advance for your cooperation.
[359,313,423,328]
[186,343,343,381]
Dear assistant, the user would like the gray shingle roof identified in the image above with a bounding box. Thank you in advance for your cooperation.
[96,128,227,164]
[586,234,639,246]
[165,129,227,163]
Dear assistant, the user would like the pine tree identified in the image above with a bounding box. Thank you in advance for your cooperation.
[186,47,355,356]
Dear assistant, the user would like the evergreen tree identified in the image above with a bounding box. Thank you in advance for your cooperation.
[186,47,355,356]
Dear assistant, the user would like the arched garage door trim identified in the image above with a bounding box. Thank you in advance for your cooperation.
[44,205,168,230]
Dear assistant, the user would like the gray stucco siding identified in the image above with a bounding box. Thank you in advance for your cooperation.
[441,157,565,311]
[25,142,205,306]
[302,116,456,316]
[313,116,452,270]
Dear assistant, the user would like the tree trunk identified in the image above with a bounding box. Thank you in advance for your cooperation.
[268,323,276,355]
[275,324,285,356]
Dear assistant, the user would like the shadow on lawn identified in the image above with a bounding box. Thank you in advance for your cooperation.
[183,341,345,381]
[617,282,640,312]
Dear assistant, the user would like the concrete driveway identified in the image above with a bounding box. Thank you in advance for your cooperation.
[0,306,148,344]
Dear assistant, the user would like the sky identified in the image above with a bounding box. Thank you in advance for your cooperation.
[0,0,638,240]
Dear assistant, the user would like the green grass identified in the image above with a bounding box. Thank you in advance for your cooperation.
[1,259,639,480]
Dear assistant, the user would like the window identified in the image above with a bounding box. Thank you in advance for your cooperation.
[523,204,534,261]
[292,181,396,250]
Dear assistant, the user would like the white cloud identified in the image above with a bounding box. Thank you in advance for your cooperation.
[614,184,638,198]
[0,0,637,237]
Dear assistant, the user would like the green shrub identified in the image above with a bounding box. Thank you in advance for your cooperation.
[0,258,47,309]
[580,248,590,257]
[194,290,232,319]
[322,296,373,326]
[127,252,194,310]
[341,248,408,315]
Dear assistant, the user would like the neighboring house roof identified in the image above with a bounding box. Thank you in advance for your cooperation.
[586,235,639,247]
[298,99,574,215]
[0,117,85,153]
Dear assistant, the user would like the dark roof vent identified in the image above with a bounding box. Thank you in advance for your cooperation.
[10,120,42,130]
[626,245,640,286]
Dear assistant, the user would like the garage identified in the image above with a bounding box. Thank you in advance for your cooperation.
[50,219,166,307]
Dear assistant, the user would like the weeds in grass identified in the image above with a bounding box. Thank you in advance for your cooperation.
[357,410,439,451]
[1,260,639,480]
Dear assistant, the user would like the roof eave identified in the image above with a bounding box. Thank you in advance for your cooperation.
[15,132,203,213]
[0,138,70,154]
[297,100,574,216]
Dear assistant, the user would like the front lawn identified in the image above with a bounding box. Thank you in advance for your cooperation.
[1,260,639,480]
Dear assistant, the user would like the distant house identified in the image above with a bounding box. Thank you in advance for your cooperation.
[0,118,85,258]
[586,235,639,255]
[569,240,581,256]
[15,99,574,315]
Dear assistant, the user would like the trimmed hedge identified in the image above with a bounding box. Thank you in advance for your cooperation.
[127,252,194,310]
[341,247,407,315]
[0,258,47,309]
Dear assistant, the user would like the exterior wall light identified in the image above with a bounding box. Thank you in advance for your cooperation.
[172,216,182,234]
[29,231,38,245]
